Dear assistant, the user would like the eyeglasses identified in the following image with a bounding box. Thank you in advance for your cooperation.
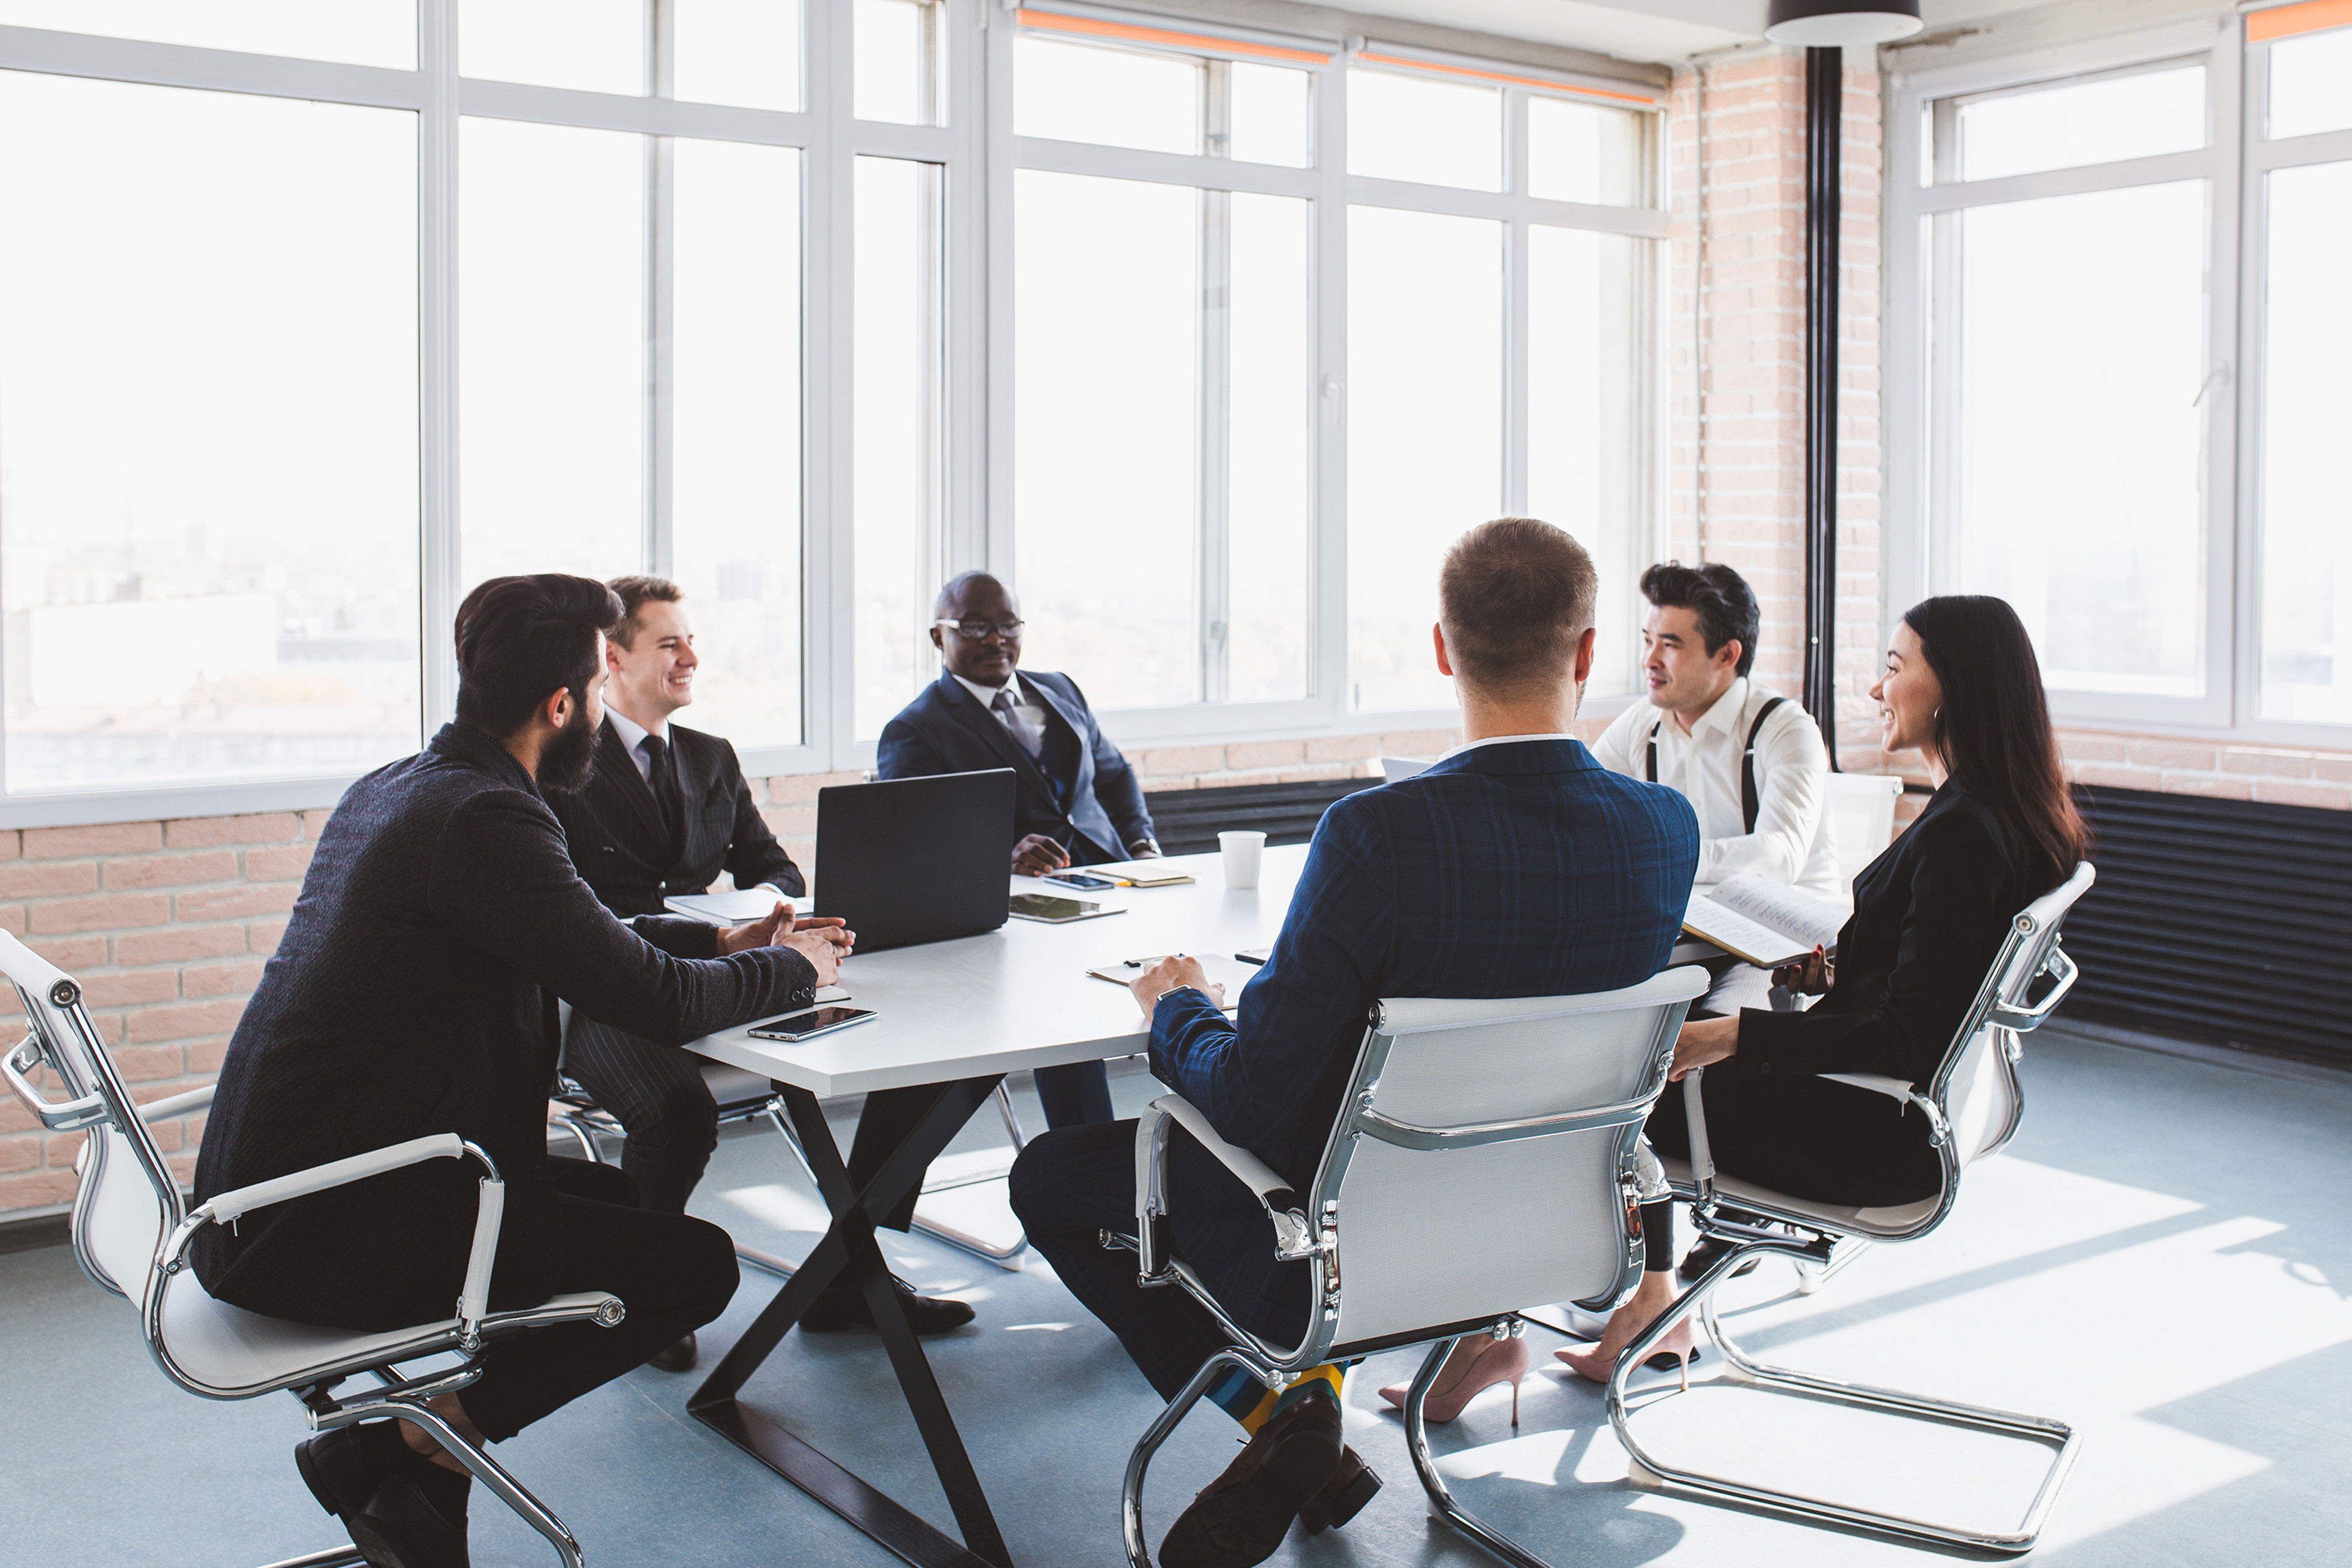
[935,618,1025,641]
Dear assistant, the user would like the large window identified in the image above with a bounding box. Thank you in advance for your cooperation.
[1892,9,2352,743]
[0,2,1665,825]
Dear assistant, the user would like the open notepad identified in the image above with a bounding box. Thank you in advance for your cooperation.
[1086,954,1259,1011]
[1681,875,1849,970]
[1078,859,1197,888]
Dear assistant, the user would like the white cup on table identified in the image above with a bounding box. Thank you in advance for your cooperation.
[1219,830,1267,890]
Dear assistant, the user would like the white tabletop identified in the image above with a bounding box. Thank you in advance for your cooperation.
[688,845,1309,1097]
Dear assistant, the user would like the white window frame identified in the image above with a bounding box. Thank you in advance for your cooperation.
[0,0,1664,829]
[984,7,1669,747]
[1887,9,2352,748]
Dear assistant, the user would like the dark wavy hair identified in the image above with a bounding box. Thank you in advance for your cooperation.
[453,575,624,736]
[1640,560,1760,677]
[1901,595,2089,896]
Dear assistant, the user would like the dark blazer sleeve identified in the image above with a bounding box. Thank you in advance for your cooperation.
[1148,797,1389,1164]
[876,707,952,781]
[1065,676,1154,850]
[428,791,815,1046]
[1730,811,2013,1084]
[628,913,722,960]
[715,745,804,898]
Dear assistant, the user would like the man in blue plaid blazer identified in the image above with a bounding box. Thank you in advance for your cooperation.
[1011,519,1698,1568]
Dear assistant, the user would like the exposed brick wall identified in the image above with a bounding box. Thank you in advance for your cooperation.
[1665,54,1887,777]
[0,812,317,1215]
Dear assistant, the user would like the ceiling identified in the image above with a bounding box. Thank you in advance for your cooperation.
[1338,0,2067,64]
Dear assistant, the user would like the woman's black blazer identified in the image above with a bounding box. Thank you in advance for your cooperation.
[1729,778,2040,1088]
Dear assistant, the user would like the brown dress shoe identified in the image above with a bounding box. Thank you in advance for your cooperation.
[1297,1444,1382,1534]
[648,1332,698,1373]
[1159,1384,1343,1568]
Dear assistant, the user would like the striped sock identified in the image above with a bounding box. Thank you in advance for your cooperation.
[1206,1366,1265,1424]
[1235,1363,1343,1436]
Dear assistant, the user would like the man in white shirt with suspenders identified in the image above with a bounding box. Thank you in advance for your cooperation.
[1593,562,1839,1019]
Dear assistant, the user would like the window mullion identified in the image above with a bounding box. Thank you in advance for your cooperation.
[1505,88,1529,518]
[1201,186,1233,705]
[420,0,459,733]
[645,2,676,576]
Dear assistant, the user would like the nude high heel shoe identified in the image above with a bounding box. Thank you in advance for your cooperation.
[1378,1333,1529,1424]
[1554,1319,1695,1392]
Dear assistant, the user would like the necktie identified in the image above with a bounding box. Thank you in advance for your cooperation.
[993,687,1042,758]
[640,733,686,848]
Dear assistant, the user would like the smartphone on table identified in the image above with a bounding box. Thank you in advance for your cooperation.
[748,1005,876,1043]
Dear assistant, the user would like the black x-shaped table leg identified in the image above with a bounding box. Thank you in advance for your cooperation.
[690,1075,1011,1568]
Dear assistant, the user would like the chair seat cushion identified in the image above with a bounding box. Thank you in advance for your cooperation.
[152,1272,619,1399]
[1659,1156,1942,1238]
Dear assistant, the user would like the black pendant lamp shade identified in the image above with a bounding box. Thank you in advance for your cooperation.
[1765,0,1923,47]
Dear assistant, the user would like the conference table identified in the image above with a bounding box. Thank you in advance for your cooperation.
[681,843,1728,1567]
[682,844,1316,1568]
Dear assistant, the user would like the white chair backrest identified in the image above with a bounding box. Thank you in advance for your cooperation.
[1379,756,1432,784]
[1936,861,2097,1170]
[1823,772,1905,895]
[0,930,179,1302]
[1313,968,1707,1348]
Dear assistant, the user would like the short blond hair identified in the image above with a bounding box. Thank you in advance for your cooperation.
[606,575,683,649]
[1437,519,1597,695]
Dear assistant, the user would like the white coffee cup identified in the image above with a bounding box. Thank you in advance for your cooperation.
[1219,830,1267,890]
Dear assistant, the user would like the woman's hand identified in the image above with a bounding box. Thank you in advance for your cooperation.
[1128,954,1225,1019]
[1771,944,1833,995]
[1670,1015,1740,1080]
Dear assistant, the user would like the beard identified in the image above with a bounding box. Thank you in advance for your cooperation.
[538,703,601,795]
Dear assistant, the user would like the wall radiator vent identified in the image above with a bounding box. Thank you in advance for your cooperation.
[2067,785,2351,1067]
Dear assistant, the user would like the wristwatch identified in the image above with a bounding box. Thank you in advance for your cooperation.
[1154,983,1207,1005]
[1130,838,1162,857]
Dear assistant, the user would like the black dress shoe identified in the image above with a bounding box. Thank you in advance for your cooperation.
[649,1332,698,1372]
[1159,1384,1343,1568]
[1678,1232,1762,1285]
[801,1273,975,1335]
[349,1472,472,1568]
[297,1422,407,1520]
[1295,1444,1382,1535]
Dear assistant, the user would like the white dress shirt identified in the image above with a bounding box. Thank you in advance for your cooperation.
[604,706,668,784]
[1591,678,1841,896]
[952,669,1049,758]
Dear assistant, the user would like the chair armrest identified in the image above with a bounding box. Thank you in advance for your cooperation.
[1680,1071,1715,1188]
[1987,943,2078,1033]
[185,1133,509,1349]
[3,1032,105,1133]
[138,1085,214,1122]
[198,1133,470,1225]
[1133,1095,1316,1278]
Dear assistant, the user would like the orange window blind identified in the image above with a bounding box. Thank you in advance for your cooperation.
[1014,9,1330,66]
[2249,0,2352,43]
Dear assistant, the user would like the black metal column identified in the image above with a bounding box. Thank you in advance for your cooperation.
[1802,43,1842,760]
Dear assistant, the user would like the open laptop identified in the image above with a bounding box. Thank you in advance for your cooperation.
[813,767,1017,951]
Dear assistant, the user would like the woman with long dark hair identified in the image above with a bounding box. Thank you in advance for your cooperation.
[1558,594,2089,1381]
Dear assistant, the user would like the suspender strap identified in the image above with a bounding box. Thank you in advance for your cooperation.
[1644,715,1664,782]
[1741,696,1789,834]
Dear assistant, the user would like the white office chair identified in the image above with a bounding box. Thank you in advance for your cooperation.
[1104,967,1710,1568]
[0,930,624,1568]
[1613,861,2097,1553]
[1821,771,1905,894]
[1378,755,1433,784]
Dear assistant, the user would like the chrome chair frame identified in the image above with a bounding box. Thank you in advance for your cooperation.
[550,1071,1035,1273]
[2,932,622,1568]
[1608,862,2097,1554]
[1102,970,1708,1568]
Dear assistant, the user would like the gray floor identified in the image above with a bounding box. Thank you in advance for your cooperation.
[7,1030,2351,1567]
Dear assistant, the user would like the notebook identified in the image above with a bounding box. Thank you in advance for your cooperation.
[1681,875,1848,970]
[1079,859,1196,888]
[1085,954,1260,1010]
